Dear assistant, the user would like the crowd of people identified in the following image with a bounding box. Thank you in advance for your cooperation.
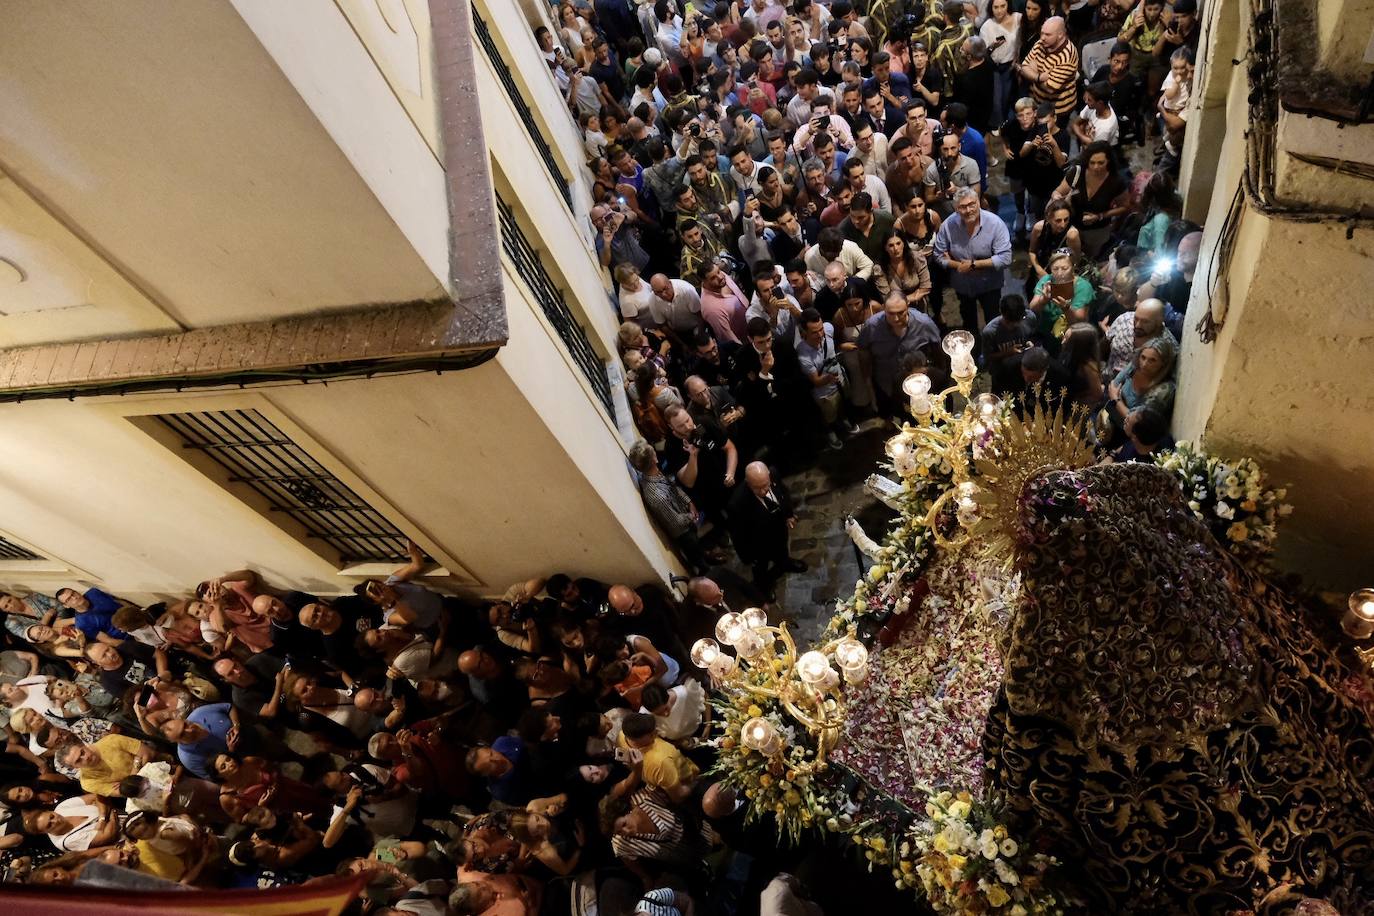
[0,0,1214,912]
[565,0,1205,581]
[0,552,825,914]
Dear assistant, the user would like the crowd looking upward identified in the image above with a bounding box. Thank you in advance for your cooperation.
[587,0,1203,581]
[0,1,1210,912]
[1,551,834,914]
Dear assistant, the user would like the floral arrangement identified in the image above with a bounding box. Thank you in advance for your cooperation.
[707,692,853,843]
[1155,441,1292,560]
[910,790,1063,915]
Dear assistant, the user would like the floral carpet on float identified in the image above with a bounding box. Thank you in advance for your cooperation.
[701,390,1374,916]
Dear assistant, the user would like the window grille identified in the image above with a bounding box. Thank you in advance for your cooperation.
[0,536,43,561]
[496,194,614,416]
[153,409,411,564]
[471,7,573,210]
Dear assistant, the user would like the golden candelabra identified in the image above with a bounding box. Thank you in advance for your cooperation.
[690,607,868,765]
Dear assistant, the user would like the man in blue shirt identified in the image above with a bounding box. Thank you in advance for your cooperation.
[160,702,235,779]
[55,586,128,644]
[932,187,1013,342]
[857,291,943,418]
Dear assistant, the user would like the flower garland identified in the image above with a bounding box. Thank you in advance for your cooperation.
[824,430,955,639]
[1154,441,1292,560]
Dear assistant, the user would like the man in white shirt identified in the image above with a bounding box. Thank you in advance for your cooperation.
[728,146,769,196]
[851,121,891,181]
[1072,80,1120,147]
[802,227,875,279]
[648,275,705,336]
[785,69,821,130]
[841,159,892,212]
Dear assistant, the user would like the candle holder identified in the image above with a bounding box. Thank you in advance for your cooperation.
[1342,588,1374,640]
[692,608,861,768]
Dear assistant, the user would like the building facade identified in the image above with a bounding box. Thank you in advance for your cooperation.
[0,0,676,599]
[1169,0,1374,589]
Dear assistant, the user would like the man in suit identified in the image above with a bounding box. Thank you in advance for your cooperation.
[729,462,807,599]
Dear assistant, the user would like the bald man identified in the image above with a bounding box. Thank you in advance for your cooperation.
[606,583,687,659]
[1106,297,1177,377]
[728,462,805,599]
[1018,17,1080,124]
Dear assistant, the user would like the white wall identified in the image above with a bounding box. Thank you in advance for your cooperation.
[1174,0,1374,590]
[0,0,443,340]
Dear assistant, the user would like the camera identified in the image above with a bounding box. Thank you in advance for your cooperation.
[815,114,831,130]
[509,600,535,624]
[688,122,702,136]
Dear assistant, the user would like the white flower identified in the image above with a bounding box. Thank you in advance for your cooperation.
[1215,502,1234,519]
[1000,837,1019,857]
[1011,906,1029,916]
[980,837,999,859]
[1279,503,1293,516]
[994,857,1021,885]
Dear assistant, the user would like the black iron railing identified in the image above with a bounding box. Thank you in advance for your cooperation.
[0,537,43,561]
[472,7,573,211]
[496,194,614,416]
[155,409,411,564]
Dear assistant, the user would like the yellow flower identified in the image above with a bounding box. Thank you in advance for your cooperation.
[900,860,914,874]
[993,826,1008,841]
[1226,521,1249,542]
[783,790,802,806]
[869,564,888,582]
[957,791,972,803]
[1241,499,1257,511]
[946,854,967,872]
[950,800,971,820]
[986,885,1011,907]
[759,774,773,787]
[933,834,952,853]
[869,837,887,854]
[747,705,763,718]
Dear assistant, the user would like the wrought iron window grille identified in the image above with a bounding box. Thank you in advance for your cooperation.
[496,194,613,416]
[153,409,412,564]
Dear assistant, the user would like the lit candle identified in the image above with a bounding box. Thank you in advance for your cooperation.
[741,716,777,751]
[690,638,720,668]
[715,612,747,646]
[886,436,918,476]
[1342,589,1374,640]
[973,393,1002,420]
[834,638,869,684]
[708,653,737,680]
[902,373,933,418]
[742,606,768,629]
[797,650,832,684]
[943,330,976,380]
[736,630,766,659]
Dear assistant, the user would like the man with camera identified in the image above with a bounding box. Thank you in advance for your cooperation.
[662,404,739,536]
[922,131,982,219]
[796,308,856,450]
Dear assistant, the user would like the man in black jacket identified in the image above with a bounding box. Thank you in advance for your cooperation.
[728,462,807,598]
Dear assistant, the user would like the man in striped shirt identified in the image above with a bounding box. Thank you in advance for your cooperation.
[1017,17,1079,126]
